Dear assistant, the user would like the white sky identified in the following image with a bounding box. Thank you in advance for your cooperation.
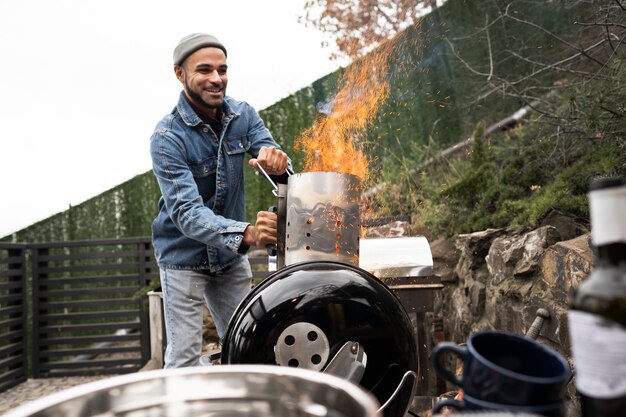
[0,0,348,238]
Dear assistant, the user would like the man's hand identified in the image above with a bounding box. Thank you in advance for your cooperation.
[248,146,289,176]
[242,211,278,248]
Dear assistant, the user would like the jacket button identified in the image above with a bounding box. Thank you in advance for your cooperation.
[203,127,209,133]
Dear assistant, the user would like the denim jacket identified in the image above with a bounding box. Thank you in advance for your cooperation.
[150,92,285,272]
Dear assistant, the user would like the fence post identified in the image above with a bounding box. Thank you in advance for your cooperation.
[138,240,152,365]
[146,291,164,369]
[30,246,48,378]
[9,248,28,382]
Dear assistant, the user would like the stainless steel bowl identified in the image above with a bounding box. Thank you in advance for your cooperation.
[4,365,381,417]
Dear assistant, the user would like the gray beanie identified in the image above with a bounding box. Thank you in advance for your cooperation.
[173,33,227,65]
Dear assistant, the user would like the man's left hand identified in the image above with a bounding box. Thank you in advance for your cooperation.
[242,211,278,248]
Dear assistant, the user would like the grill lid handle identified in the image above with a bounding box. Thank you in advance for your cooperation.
[322,341,367,384]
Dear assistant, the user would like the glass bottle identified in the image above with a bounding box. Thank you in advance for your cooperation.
[568,176,626,417]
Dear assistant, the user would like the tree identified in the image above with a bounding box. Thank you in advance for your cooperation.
[447,1,624,108]
[301,0,439,60]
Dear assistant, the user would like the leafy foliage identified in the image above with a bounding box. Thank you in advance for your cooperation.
[376,78,626,237]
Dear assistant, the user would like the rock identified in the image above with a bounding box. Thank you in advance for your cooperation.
[486,226,561,285]
[446,286,472,341]
[469,282,486,317]
[539,234,593,304]
[518,281,534,298]
[486,234,525,285]
[455,228,506,282]
[514,226,562,275]
[539,209,589,241]
[431,238,460,283]
[493,304,525,334]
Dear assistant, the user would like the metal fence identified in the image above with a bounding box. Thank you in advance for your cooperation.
[0,243,28,392]
[0,237,160,391]
[0,237,271,392]
[30,237,158,378]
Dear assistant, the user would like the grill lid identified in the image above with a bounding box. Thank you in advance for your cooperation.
[359,236,433,278]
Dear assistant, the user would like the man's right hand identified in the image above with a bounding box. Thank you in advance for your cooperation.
[248,146,289,176]
[242,211,278,248]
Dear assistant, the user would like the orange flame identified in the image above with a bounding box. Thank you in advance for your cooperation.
[295,45,392,180]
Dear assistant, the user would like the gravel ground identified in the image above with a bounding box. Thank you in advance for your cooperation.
[0,376,110,415]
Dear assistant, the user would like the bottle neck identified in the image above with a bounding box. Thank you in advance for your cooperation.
[595,242,626,267]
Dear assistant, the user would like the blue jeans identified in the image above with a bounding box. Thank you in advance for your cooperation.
[160,257,252,368]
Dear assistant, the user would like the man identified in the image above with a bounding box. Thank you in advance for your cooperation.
[150,33,290,368]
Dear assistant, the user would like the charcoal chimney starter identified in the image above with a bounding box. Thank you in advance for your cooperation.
[284,171,361,266]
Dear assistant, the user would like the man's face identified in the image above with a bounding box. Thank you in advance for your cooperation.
[175,47,228,115]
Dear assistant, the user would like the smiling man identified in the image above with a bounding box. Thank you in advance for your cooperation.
[150,33,290,368]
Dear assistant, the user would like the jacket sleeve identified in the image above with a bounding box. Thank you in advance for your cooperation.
[150,128,249,253]
[245,105,292,181]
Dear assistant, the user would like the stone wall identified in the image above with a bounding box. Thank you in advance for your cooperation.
[429,214,592,417]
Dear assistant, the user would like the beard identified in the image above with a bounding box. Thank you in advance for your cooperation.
[184,79,224,110]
